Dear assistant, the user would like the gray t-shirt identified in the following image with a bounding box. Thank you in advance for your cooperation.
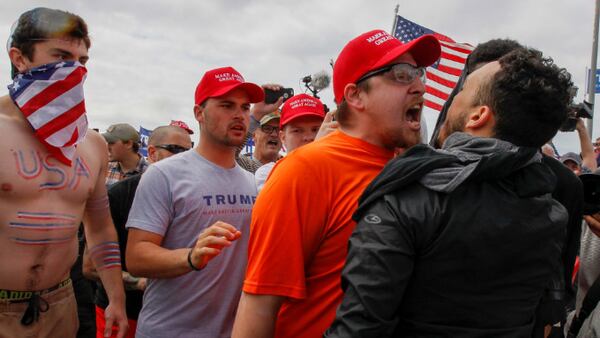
[126,150,257,338]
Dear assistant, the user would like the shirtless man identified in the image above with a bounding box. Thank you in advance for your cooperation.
[0,8,127,338]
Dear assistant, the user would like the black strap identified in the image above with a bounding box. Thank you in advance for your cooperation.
[20,293,49,326]
[187,248,202,271]
[569,273,600,336]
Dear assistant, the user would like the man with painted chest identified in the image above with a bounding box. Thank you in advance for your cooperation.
[0,7,128,338]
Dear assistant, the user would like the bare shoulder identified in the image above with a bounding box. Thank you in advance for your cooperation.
[76,129,108,178]
[83,129,108,151]
[0,95,28,132]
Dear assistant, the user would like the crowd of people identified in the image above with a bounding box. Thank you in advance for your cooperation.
[3,6,600,338]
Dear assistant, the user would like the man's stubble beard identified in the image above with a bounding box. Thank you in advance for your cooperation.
[438,111,468,147]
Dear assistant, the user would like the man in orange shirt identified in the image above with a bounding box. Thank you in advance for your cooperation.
[231,29,441,338]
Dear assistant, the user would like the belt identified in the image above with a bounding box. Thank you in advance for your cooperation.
[0,279,71,302]
[0,279,72,326]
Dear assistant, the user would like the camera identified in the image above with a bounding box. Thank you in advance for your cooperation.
[559,101,594,132]
[264,87,294,104]
[559,86,594,132]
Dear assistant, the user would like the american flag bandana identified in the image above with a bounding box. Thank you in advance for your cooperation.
[8,61,88,166]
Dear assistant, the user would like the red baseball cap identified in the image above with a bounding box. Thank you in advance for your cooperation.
[194,66,264,105]
[333,29,441,104]
[170,120,194,134]
[280,94,325,128]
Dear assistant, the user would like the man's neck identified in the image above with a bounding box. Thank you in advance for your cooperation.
[196,139,237,169]
[253,151,273,165]
[339,123,389,150]
[119,153,141,173]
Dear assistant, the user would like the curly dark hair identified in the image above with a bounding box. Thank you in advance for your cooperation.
[467,39,524,73]
[475,48,573,147]
[9,8,90,77]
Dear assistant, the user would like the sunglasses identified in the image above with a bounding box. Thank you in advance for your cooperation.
[356,63,426,85]
[260,125,280,135]
[155,144,190,154]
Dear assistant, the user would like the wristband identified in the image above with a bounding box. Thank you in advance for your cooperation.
[187,249,201,271]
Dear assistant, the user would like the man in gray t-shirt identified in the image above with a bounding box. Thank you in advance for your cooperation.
[126,66,264,338]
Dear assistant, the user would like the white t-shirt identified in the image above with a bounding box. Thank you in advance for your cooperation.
[126,150,257,338]
[255,161,275,192]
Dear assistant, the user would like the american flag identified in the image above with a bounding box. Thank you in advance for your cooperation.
[393,16,474,111]
[8,61,88,166]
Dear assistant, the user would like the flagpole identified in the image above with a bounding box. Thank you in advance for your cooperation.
[586,0,600,137]
[390,4,399,34]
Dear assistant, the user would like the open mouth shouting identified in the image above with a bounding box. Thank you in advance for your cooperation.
[405,101,423,131]
[266,138,280,149]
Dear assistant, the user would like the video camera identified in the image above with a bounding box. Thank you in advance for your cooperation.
[559,86,594,132]
[302,70,331,113]
[559,101,594,132]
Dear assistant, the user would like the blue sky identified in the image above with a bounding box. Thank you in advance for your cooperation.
[1,0,596,154]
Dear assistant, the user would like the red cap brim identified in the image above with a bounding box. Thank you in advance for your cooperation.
[209,82,265,103]
[280,111,325,128]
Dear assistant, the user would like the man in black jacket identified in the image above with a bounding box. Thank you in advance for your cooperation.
[433,38,583,337]
[325,48,574,337]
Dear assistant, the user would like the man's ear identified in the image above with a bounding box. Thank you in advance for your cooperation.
[123,140,133,150]
[194,104,204,124]
[465,105,495,131]
[8,47,31,74]
[343,83,366,111]
[147,145,157,163]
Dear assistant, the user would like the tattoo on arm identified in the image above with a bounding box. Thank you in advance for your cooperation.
[85,195,109,211]
[89,241,122,270]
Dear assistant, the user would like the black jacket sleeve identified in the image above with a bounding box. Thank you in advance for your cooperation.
[326,194,424,338]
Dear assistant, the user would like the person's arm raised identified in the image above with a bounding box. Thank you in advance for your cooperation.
[577,118,597,171]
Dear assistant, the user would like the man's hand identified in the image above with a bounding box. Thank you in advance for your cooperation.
[103,300,129,338]
[122,271,147,291]
[189,221,242,270]
[584,213,600,237]
[136,277,147,291]
[315,110,339,140]
[251,84,284,121]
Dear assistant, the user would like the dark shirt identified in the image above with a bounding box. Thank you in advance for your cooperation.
[326,139,568,338]
[95,174,144,320]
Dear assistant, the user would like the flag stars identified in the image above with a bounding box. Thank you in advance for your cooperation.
[11,81,21,92]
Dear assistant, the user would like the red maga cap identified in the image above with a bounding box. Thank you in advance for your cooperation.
[194,66,264,105]
[333,29,441,104]
[280,94,325,128]
[170,120,194,134]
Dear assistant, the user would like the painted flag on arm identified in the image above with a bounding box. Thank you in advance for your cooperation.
[393,15,474,111]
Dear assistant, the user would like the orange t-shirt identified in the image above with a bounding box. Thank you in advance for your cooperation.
[243,130,394,338]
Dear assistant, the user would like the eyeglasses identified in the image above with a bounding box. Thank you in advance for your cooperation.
[155,144,190,154]
[356,63,426,85]
[260,125,280,135]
